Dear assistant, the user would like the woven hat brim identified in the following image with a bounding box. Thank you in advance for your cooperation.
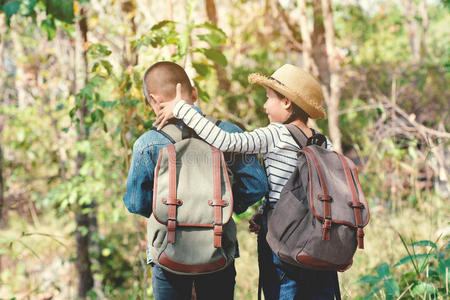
[248,73,326,119]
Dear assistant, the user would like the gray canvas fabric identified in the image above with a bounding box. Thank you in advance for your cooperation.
[148,124,236,275]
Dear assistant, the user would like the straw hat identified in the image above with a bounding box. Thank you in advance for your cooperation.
[248,64,326,119]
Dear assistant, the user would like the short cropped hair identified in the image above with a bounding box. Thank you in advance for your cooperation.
[143,61,192,103]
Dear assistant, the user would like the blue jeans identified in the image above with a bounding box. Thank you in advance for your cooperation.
[151,262,236,300]
[258,216,338,300]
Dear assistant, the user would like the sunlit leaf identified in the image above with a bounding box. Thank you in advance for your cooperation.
[411,282,437,296]
[411,240,437,249]
[2,0,20,25]
[44,0,74,23]
[192,62,211,78]
[197,48,227,67]
[357,275,381,284]
[151,20,176,30]
[376,262,390,278]
[394,253,431,267]
[40,18,56,40]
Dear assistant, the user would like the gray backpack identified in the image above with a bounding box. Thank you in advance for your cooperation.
[147,121,236,275]
[266,125,370,271]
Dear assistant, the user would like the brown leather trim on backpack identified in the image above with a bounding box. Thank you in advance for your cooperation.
[302,148,363,229]
[166,144,179,244]
[338,154,365,249]
[158,251,227,273]
[296,252,352,272]
[351,165,370,228]
[209,147,227,248]
[302,148,333,241]
[153,145,234,230]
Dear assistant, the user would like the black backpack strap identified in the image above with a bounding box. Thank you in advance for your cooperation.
[285,124,309,148]
[285,124,327,149]
[152,115,222,143]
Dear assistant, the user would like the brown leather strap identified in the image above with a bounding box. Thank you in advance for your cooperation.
[166,145,178,244]
[338,154,365,249]
[303,148,332,241]
[210,147,227,248]
[158,251,226,274]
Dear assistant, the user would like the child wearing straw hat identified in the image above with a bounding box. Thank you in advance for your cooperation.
[155,64,338,300]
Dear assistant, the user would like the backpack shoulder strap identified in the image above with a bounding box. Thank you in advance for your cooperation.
[153,115,222,144]
[151,123,182,143]
[285,124,309,148]
[206,115,221,126]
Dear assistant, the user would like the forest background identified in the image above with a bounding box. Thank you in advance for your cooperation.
[0,0,449,299]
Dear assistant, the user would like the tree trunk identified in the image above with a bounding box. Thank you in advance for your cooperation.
[311,0,329,86]
[298,0,318,76]
[401,0,422,63]
[0,144,4,228]
[205,0,230,91]
[320,0,342,153]
[74,7,95,298]
[418,0,428,61]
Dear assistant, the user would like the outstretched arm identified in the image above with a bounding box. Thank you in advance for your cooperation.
[155,84,286,154]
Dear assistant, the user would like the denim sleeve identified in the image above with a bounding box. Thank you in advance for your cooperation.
[220,122,268,214]
[123,143,155,218]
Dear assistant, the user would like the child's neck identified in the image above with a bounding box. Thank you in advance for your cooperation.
[289,120,313,138]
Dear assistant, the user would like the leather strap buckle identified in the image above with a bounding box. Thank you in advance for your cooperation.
[323,219,332,229]
[347,201,364,209]
[208,199,229,207]
[318,194,332,202]
[163,198,183,206]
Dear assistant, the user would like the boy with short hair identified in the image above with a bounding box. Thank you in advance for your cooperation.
[123,61,267,300]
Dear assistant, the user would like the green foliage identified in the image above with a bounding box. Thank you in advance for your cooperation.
[358,235,449,299]
[1,1,20,25]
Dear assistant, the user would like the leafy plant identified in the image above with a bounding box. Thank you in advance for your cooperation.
[358,234,449,299]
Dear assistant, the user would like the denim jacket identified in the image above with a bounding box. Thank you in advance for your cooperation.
[123,108,268,218]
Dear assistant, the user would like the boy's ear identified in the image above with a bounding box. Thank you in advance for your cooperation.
[192,86,198,102]
[283,98,293,110]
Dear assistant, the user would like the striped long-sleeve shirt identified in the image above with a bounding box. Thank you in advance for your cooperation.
[174,100,331,204]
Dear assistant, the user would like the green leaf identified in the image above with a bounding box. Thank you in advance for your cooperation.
[87,44,112,59]
[151,20,176,30]
[411,240,437,248]
[197,48,227,67]
[2,1,20,24]
[79,85,93,100]
[22,0,37,17]
[69,107,77,119]
[197,32,226,48]
[100,60,113,75]
[98,100,117,108]
[384,278,400,297]
[357,275,381,284]
[438,258,450,278]
[40,18,56,40]
[411,282,437,296]
[78,226,89,237]
[45,0,74,23]
[195,22,226,37]
[394,253,431,267]
[376,263,390,278]
[90,109,104,122]
[194,82,210,102]
[192,62,211,78]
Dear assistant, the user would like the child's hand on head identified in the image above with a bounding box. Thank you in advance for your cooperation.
[155,83,183,130]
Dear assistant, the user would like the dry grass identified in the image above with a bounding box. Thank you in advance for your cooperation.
[1,196,447,299]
